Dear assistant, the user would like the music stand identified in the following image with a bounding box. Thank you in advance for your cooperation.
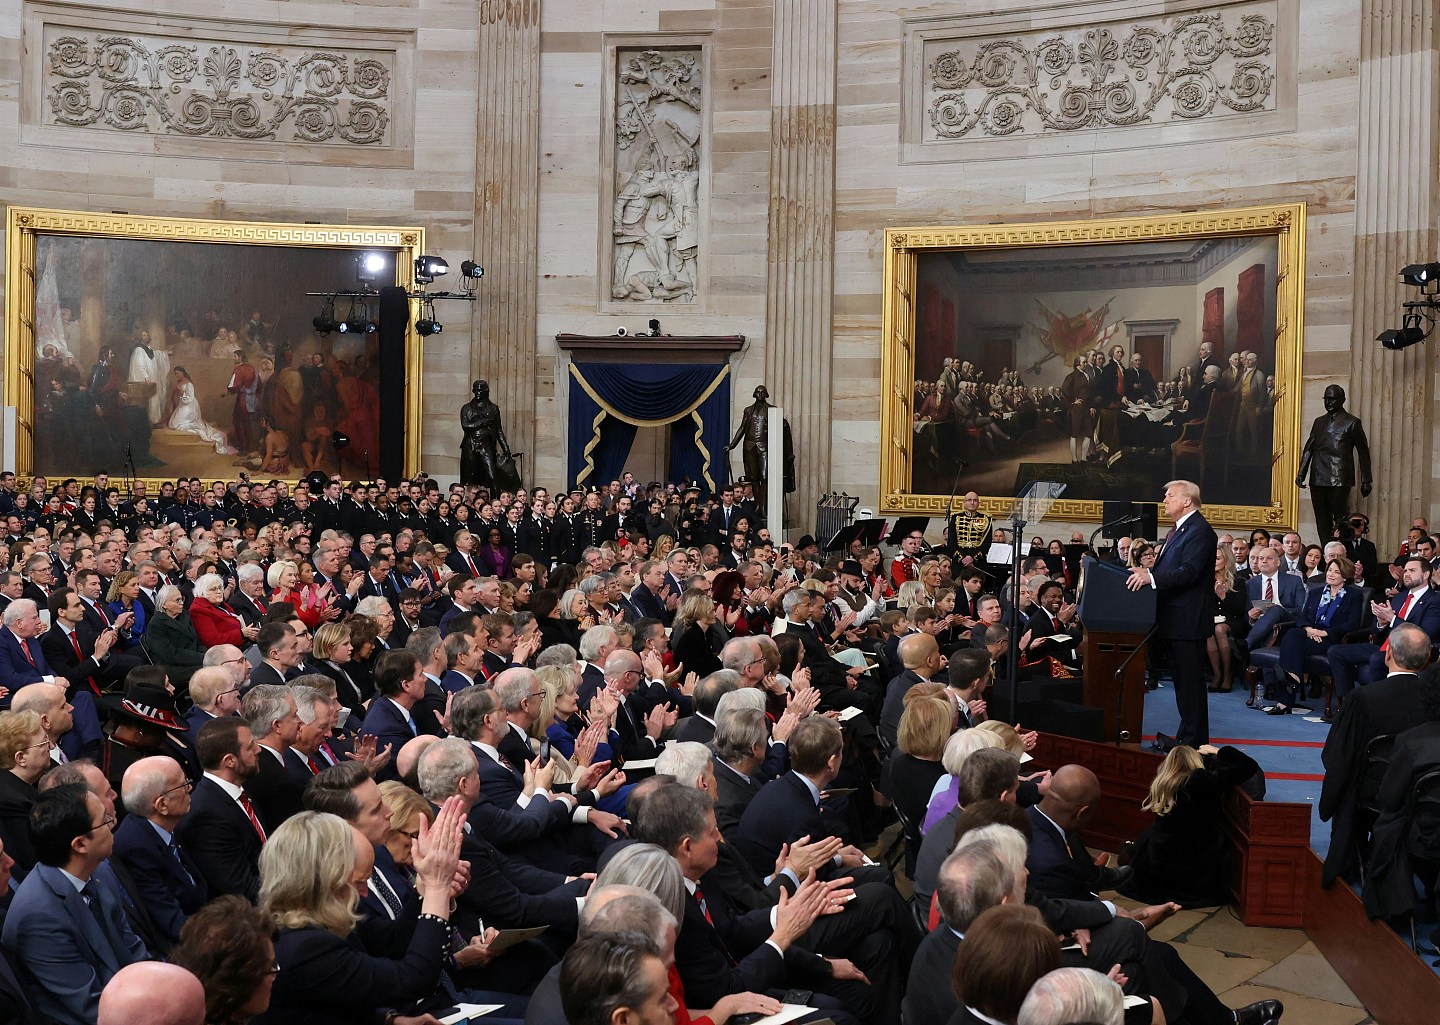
[1001,482,1066,729]
[824,522,866,556]
[883,517,932,549]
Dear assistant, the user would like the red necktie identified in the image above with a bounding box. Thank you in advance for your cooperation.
[19,638,35,667]
[694,885,715,926]
[466,555,477,575]
[69,632,100,696]
[1264,578,1273,602]
[93,602,110,627]
[1382,594,1416,652]
[238,793,267,842]
[306,755,320,774]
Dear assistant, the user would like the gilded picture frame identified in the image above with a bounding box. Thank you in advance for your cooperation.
[4,207,425,485]
[879,203,1306,532]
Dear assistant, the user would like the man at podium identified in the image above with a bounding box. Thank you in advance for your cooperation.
[1125,479,1219,750]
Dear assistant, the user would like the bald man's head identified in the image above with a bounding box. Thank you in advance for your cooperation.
[1038,764,1101,829]
[395,734,439,787]
[99,962,206,1025]
[604,648,642,678]
[899,632,939,671]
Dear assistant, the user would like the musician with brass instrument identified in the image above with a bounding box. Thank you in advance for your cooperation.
[946,491,993,571]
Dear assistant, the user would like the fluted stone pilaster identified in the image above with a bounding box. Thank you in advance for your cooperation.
[763,0,837,525]
[1348,0,1439,545]
[472,0,542,470]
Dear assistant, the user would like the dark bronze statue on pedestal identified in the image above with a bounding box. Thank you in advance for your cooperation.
[460,380,521,492]
[725,385,794,515]
[1297,384,1372,537]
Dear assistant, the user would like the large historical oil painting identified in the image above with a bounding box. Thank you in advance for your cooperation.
[879,205,1306,530]
[5,209,424,482]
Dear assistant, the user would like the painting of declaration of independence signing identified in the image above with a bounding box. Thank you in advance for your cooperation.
[907,232,1284,507]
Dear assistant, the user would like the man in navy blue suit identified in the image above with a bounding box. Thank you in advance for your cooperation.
[112,755,208,951]
[1,784,148,1025]
[0,599,62,700]
[1243,546,1306,650]
[1127,480,1219,749]
[358,649,424,782]
[1327,555,1440,700]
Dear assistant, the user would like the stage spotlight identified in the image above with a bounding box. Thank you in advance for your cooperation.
[339,314,375,334]
[416,318,443,336]
[356,252,388,284]
[414,255,449,284]
[1378,313,1428,350]
[460,260,484,279]
[1400,263,1440,287]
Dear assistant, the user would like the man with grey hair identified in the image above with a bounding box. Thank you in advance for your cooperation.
[286,682,334,780]
[228,562,268,627]
[0,596,63,691]
[10,680,85,764]
[576,625,618,704]
[112,755,207,950]
[185,664,242,734]
[675,669,741,743]
[720,636,767,687]
[404,626,450,737]
[201,642,250,690]
[240,683,304,826]
[415,737,587,933]
[441,630,483,693]
[1018,967,1124,1025]
[535,643,578,670]
[354,595,396,650]
[602,648,675,761]
[903,839,1014,1025]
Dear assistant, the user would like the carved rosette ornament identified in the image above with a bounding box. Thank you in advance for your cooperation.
[923,6,1276,142]
[44,33,391,145]
[610,47,704,304]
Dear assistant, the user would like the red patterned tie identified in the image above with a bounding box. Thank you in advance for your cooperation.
[238,793,267,842]
[1264,578,1273,602]
[1382,593,1415,653]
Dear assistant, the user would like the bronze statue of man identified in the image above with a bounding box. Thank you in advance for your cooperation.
[727,385,776,509]
[1296,384,1372,537]
[460,379,515,491]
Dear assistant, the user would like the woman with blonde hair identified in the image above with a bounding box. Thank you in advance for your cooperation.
[531,664,628,814]
[653,535,675,562]
[0,709,49,873]
[106,569,148,637]
[1208,545,1249,695]
[671,591,722,677]
[311,621,365,716]
[267,559,327,631]
[1120,742,1260,907]
[257,802,465,1025]
[377,780,435,878]
[879,688,951,873]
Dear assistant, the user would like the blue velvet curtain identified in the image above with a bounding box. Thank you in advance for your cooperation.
[567,362,731,492]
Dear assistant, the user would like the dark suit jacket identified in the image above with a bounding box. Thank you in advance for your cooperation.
[0,770,38,874]
[0,627,50,690]
[1151,512,1220,640]
[629,583,667,623]
[183,705,217,734]
[714,758,762,842]
[39,626,108,696]
[451,827,583,936]
[354,844,423,959]
[879,669,924,751]
[0,862,148,1025]
[903,924,962,1025]
[1025,805,1100,903]
[1364,721,1440,919]
[1379,587,1440,643]
[1319,671,1426,884]
[228,591,268,627]
[246,747,307,827]
[175,776,266,902]
[735,771,840,874]
[359,698,419,782]
[1245,572,1306,614]
[675,714,716,745]
[255,918,447,1025]
[110,814,208,950]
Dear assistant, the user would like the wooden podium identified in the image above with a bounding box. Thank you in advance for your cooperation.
[1075,556,1155,742]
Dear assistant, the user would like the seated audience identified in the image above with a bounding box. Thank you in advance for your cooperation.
[113,755,208,951]
[949,904,1061,1025]
[1018,967,1126,1025]
[0,708,49,874]
[175,716,267,901]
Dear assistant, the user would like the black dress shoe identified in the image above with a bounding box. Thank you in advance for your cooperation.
[1234,998,1283,1024]
[1096,864,1133,890]
[1265,703,1291,715]
[1150,732,1176,754]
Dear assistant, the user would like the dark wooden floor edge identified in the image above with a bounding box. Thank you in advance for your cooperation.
[1302,849,1440,1025]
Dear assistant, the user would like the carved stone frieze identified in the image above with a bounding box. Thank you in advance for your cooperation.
[42,28,392,146]
[918,2,1279,145]
[610,47,703,304]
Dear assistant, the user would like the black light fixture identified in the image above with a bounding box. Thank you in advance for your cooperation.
[1400,263,1440,287]
[356,252,388,284]
[460,260,484,279]
[414,255,448,285]
[416,301,443,336]
[337,299,375,335]
[312,297,338,335]
[1378,312,1430,350]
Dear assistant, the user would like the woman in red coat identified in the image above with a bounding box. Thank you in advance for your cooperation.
[190,572,261,648]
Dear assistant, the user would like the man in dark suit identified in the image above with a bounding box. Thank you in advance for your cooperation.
[0,785,147,1025]
[41,588,123,698]
[1319,622,1431,886]
[1126,480,1219,749]
[228,565,269,627]
[0,836,39,1023]
[1243,546,1307,650]
[636,783,865,1025]
[1327,556,1440,700]
[183,664,243,734]
[112,755,208,951]
[878,633,945,751]
[1025,765,1127,902]
[675,671,739,745]
[415,738,589,937]
[358,649,427,782]
[734,717,874,879]
[446,530,485,578]
[175,717,268,902]
[240,684,306,827]
[0,598,61,696]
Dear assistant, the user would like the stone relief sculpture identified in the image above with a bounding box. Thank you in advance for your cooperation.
[44,31,391,145]
[612,48,703,303]
[921,6,1277,143]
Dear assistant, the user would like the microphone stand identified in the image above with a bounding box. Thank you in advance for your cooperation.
[941,460,969,554]
[1111,623,1159,746]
